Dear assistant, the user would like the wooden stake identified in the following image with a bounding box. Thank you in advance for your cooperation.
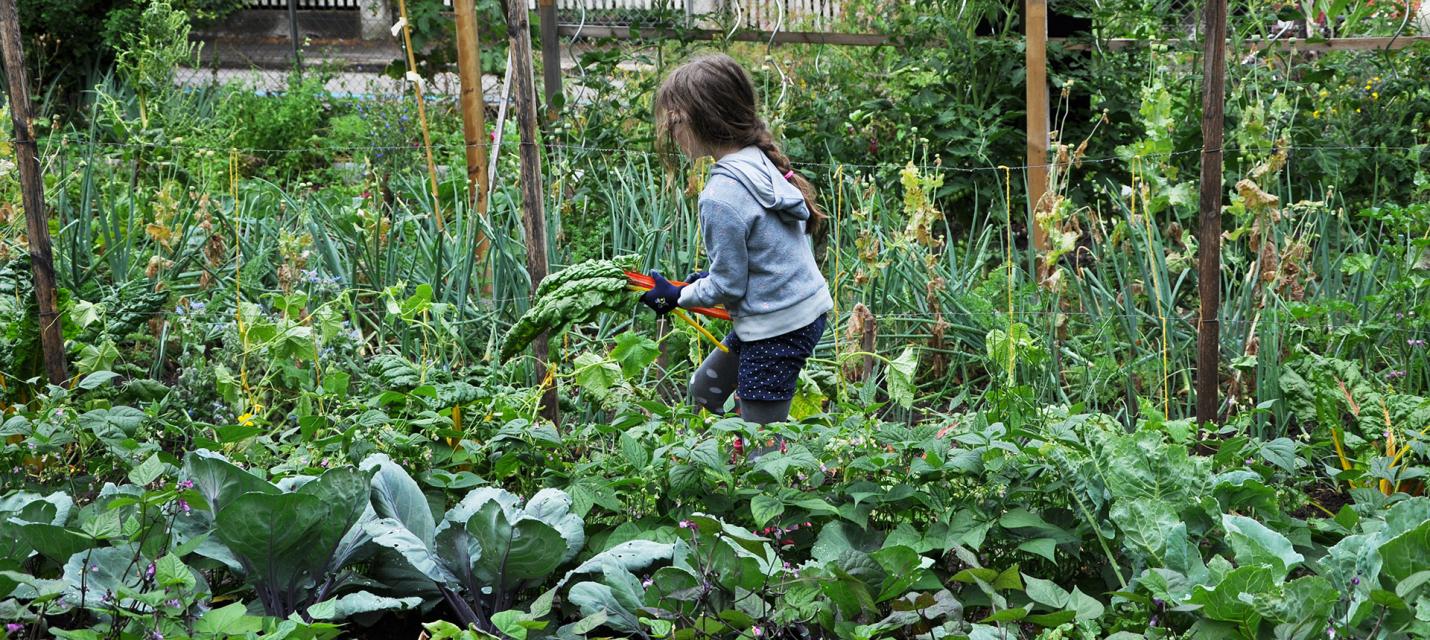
[508,0,559,424]
[537,0,562,122]
[1196,0,1228,427]
[0,0,68,385]
[453,0,492,290]
[1024,0,1050,260]
[397,0,445,232]
[288,0,303,72]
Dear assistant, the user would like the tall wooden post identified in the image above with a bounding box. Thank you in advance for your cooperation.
[454,0,492,288]
[537,0,562,122]
[1024,0,1050,258]
[288,0,303,72]
[508,0,559,424]
[1196,0,1228,427]
[0,0,68,385]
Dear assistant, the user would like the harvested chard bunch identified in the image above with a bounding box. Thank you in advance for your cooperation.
[499,255,639,362]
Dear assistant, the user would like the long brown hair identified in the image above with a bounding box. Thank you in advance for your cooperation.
[653,53,826,237]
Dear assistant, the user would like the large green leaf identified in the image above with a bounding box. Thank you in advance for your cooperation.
[184,453,278,516]
[751,494,784,528]
[77,407,146,440]
[443,488,521,527]
[1223,514,1303,576]
[1067,587,1105,621]
[1110,498,1177,563]
[62,545,142,609]
[558,540,674,590]
[295,468,371,571]
[1163,523,1207,583]
[215,492,329,608]
[16,524,95,564]
[573,352,623,402]
[1023,574,1070,609]
[1250,576,1336,638]
[521,489,585,565]
[467,501,565,587]
[611,332,660,377]
[306,591,423,620]
[1189,565,1276,632]
[812,521,883,564]
[1100,431,1210,508]
[568,581,642,634]
[365,517,456,585]
[362,453,436,547]
[886,346,919,408]
[194,602,264,635]
[1382,520,1430,584]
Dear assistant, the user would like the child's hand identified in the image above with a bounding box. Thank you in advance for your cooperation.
[639,271,682,315]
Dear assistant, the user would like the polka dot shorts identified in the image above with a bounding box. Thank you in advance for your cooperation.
[725,314,827,402]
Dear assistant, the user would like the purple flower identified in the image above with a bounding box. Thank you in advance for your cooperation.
[752,626,764,638]
[151,632,164,640]
[1388,369,1407,380]
[6,623,23,634]
[1351,576,1360,586]
[177,479,194,490]
[679,520,696,530]
[166,599,181,608]
[641,578,652,588]
[145,562,156,580]
[177,499,191,515]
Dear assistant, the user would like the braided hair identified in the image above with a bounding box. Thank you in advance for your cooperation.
[654,53,826,237]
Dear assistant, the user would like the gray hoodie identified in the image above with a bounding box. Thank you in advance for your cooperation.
[677,146,834,342]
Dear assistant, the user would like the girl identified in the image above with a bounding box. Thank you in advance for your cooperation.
[639,53,833,426]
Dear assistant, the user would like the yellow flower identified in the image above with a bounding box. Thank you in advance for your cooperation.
[238,412,255,426]
[1318,89,1329,99]
[1313,110,1322,119]
[1356,108,1362,113]
[1372,92,1379,100]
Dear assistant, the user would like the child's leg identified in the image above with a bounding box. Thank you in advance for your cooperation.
[688,339,739,414]
[737,398,793,425]
[736,315,827,457]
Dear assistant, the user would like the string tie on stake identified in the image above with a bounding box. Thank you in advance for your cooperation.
[783,170,795,180]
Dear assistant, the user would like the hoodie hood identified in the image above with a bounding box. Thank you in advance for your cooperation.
[709,146,810,222]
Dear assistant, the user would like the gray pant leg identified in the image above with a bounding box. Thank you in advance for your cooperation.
[689,345,739,414]
[741,399,793,460]
[737,399,793,425]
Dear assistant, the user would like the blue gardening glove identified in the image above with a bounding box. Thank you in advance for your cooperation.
[639,271,682,315]
[686,271,709,283]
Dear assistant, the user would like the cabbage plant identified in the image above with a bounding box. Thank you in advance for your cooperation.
[181,452,419,620]
[363,456,584,633]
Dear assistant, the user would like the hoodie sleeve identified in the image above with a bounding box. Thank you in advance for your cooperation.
[679,198,749,309]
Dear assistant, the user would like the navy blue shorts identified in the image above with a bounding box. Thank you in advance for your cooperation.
[726,314,827,402]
